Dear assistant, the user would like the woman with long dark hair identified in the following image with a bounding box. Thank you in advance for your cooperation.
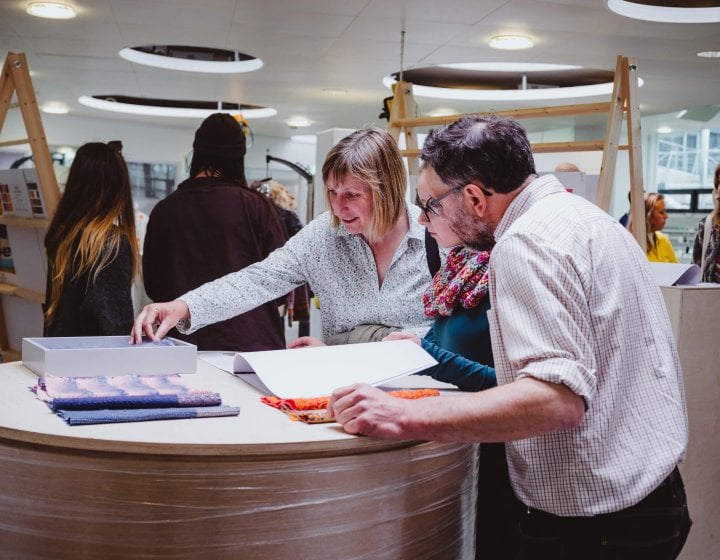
[44,141,138,336]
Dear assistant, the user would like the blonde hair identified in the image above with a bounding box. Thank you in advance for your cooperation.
[643,192,665,249]
[266,180,296,211]
[322,128,407,244]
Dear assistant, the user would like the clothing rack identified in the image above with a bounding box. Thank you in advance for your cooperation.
[387,54,647,251]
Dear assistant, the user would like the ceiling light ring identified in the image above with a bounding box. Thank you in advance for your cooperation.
[78,96,277,119]
[606,0,720,23]
[118,47,263,74]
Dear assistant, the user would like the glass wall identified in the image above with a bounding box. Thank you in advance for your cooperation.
[650,124,720,262]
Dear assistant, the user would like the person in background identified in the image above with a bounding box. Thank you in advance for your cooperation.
[44,142,138,336]
[131,128,433,347]
[328,115,690,560]
[553,161,580,173]
[252,179,310,330]
[631,192,678,262]
[618,190,632,227]
[142,113,288,351]
[692,163,720,283]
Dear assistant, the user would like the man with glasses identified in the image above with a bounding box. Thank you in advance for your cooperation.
[330,115,691,559]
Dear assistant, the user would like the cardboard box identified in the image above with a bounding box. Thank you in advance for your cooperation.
[660,285,720,560]
[22,336,197,377]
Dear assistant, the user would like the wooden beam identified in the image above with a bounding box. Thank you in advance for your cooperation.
[400,141,629,158]
[0,138,29,148]
[7,52,61,216]
[625,56,646,252]
[393,102,612,129]
[595,56,626,214]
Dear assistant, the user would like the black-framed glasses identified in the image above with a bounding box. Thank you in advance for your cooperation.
[415,183,493,220]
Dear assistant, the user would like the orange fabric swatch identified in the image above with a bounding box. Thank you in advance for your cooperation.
[260,388,440,423]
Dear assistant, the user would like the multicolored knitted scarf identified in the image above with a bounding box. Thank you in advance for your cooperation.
[423,246,490,318]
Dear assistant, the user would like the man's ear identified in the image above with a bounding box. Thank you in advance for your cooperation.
[462,183,490,218]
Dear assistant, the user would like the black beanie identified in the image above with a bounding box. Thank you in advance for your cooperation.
[192,113,246,159]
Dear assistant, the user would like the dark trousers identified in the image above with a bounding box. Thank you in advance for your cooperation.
[475,443,523,560]
[517,467,692,560]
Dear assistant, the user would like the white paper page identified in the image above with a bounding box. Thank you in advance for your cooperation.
[232,340,437,399]
[198,352,273,394]
[647,262,701,287]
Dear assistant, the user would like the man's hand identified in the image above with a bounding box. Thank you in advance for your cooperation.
[327,383,412,439]
[130,300,189,344]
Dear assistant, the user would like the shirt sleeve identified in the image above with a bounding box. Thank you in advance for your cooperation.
[491,232,597,402]
[419,336,496,392]
[179,219,320,333]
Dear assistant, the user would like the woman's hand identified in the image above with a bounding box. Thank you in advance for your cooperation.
[383,331,421,346]
[288,336,326,348]
[130,300,189,344]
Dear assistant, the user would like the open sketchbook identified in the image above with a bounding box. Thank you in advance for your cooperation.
[199,340,438,399]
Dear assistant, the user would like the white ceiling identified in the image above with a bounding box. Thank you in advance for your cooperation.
[1,0,719,138]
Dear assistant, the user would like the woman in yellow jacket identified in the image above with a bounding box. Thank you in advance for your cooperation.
[627,192,678,262]
[643,192,678,262]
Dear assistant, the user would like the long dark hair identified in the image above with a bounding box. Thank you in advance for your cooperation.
[44,142,138,326]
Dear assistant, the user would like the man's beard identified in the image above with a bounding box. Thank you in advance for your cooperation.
[446,206,496,252]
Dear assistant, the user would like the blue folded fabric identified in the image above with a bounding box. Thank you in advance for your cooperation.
[56,405,241,426]
[48,393,222,411]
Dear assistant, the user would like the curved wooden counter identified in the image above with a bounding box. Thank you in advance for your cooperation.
[0,357,477,559]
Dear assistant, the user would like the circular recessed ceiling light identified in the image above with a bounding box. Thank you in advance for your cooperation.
[26,2,76,19]
[383,63,639,102]
[286,116,311,128]
[657,126,673,133]
[322,88,348,96]
[41,102,69,114]
[489,35,533,50]
[697,50,720,58]
[118,45,263,73]
[606,0,720,23]
[78,95,276,119]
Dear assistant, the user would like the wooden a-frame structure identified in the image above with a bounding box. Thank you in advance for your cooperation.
[0,52,61,360]
[388,55,647,250]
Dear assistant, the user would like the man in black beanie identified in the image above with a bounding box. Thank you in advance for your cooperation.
[142,113,289,351]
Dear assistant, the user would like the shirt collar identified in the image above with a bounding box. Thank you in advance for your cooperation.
[494,174,567,240]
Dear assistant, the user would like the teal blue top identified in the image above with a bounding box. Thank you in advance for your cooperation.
[419,296,496,392]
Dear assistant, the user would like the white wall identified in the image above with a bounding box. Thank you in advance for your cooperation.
[0,111,316,184]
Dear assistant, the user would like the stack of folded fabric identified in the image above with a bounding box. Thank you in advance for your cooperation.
[261,388,440,424]
[31,374,240,426]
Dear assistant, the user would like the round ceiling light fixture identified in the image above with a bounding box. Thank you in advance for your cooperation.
[26,2,76,19]
[41,102,69,114]
[606,0,720,23]
[488,35,534,50]
[78,95,276,119]
[118,45,263,73]
[383,63,637,102]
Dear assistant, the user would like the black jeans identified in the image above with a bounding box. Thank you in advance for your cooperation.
[517,468,692,560]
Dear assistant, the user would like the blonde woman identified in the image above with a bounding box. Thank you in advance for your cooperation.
[44,142,138,336]
[692,163,720,282]
[630,192,678,263]
[131,128,433,345]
